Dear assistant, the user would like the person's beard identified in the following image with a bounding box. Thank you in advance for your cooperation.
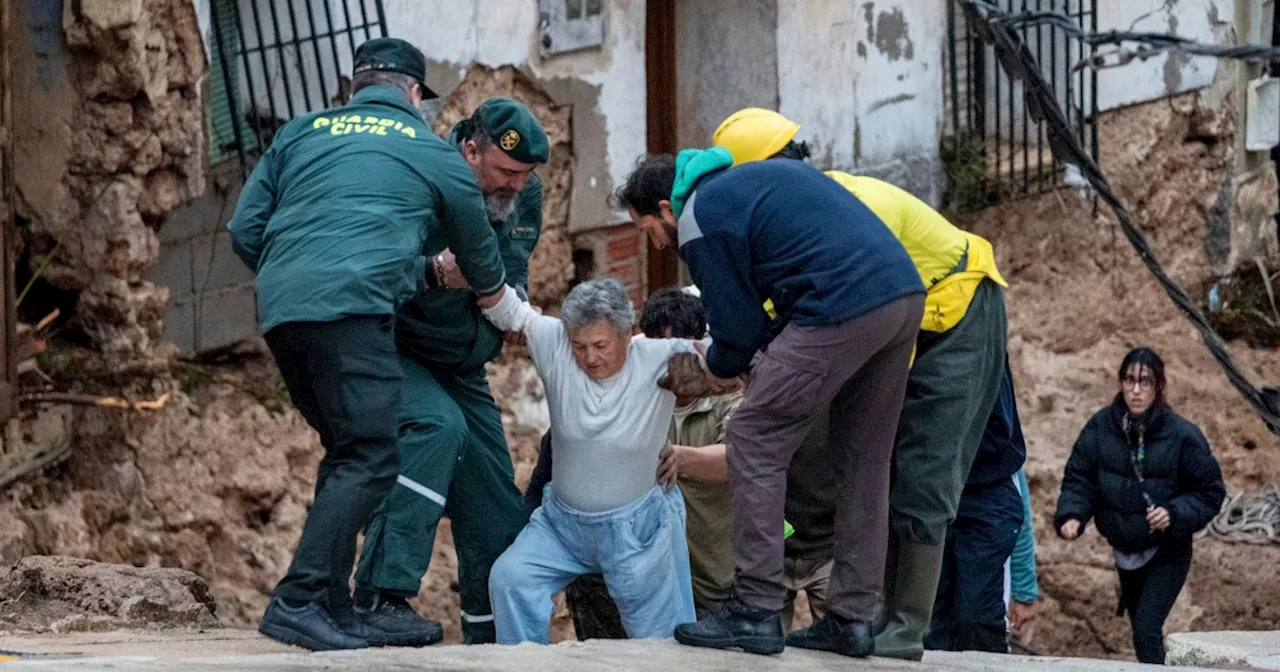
[484,192,516,221]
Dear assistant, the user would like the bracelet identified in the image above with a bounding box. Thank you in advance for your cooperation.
[434,254,446,288]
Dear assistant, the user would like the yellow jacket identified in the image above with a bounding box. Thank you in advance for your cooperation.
[763,172,1005,333]
[828,172,1006,332]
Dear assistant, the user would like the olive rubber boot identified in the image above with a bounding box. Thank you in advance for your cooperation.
[872,540,946,661]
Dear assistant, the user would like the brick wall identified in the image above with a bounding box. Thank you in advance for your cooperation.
[571,222,649,310]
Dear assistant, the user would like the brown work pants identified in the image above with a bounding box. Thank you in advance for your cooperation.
[728,294,923,622]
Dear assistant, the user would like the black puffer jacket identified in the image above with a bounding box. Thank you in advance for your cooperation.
[1054,397,1225,553]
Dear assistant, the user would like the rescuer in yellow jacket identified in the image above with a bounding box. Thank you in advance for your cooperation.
[713,108,1010,661]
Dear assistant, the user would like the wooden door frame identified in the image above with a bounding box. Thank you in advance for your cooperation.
[644,0,680,293]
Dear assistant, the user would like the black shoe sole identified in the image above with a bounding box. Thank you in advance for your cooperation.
[381,629,444,648]
[787,636,873,658]
[258,619,369,652]
[674,630,784,655]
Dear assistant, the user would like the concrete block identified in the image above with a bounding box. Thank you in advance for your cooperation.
[1246,76,1280,152]
[159,163,244,244]
[196,285,258,352]
[1167,630,1280,670]
[164,296,197,354]
[194,232,255,292]
[160,201,221,244]
[149,240,194,299]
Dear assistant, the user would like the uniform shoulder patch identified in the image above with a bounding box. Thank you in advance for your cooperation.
[500,129,520,151]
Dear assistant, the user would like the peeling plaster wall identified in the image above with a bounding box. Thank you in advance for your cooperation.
[1095,0,1233,112]
[675,0,780,149]
[777,0,945,205]
[384,0,647,233]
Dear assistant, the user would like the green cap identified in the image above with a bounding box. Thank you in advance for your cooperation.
[474,97,549,164]
[352,37,438,99]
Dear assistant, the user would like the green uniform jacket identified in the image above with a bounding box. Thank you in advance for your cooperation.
[395,139,543,373]
[227,86,506,334]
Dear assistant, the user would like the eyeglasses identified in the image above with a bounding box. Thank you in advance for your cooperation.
[1122,375,1154,391]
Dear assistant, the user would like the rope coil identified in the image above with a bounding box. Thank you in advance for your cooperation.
[1208,486,1280,544]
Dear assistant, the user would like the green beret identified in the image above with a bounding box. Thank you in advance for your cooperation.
[476,97,549,164]
[352,38,438,99]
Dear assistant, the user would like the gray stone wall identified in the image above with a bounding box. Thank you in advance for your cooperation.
[150,163,258,354]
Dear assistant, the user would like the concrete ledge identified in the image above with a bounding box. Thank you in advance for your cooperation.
[0,630,1225,671]
[1166,631,1280,670]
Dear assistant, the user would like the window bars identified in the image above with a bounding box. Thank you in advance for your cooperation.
[944,0,1099,210]
[207,0,389,175]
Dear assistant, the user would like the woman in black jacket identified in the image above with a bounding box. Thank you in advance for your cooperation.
[1054,347,1225,665]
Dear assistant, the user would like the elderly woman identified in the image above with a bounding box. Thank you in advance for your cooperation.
[1054,347,1225,665]
[480,278,698,644]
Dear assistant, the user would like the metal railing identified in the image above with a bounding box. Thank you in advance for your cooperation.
[208,0,388,175]
[944,0,1098,210]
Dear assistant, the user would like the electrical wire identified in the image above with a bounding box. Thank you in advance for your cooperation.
[959,0,1280,437]
[972,1,1280,71]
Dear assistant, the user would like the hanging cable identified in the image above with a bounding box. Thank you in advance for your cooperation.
[959,0,1280,437]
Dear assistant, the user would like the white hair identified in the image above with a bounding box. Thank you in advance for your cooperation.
[560,278,635,334]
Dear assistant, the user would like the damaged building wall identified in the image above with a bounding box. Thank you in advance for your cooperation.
[776,0,947,205]
[172,0,645,351]
[1096,0,1233,112]
[10,0,206,361]
[674,0,780,149]
[386,0,645,235]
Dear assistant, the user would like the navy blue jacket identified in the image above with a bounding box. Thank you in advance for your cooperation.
[966,361,1028,488]
[677,160,924,377]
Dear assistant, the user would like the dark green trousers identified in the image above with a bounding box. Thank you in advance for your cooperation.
[354,352,525,643]
[264,315,402,606]
[890,280,1008,546]
[874,280,1008,659]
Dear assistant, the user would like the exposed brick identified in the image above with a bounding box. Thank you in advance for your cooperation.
[606,233,639,259]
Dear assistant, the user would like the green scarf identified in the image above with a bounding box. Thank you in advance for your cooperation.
[670,147,733,218]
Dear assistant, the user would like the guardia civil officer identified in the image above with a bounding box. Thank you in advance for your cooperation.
[228,37,510,651]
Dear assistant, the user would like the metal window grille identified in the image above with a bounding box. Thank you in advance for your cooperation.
[207,0,388,175]
[944,0,1099,210]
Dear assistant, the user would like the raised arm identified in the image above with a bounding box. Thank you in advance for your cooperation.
[480,286,565,375]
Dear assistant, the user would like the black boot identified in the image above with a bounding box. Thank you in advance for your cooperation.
[258,596,370,651]
[673,598,784,655]
[328,599,393,647]
[353,595,444,647]
[786,613,875,658]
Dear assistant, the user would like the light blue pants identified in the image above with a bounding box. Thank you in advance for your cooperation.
[489,483,696,644]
